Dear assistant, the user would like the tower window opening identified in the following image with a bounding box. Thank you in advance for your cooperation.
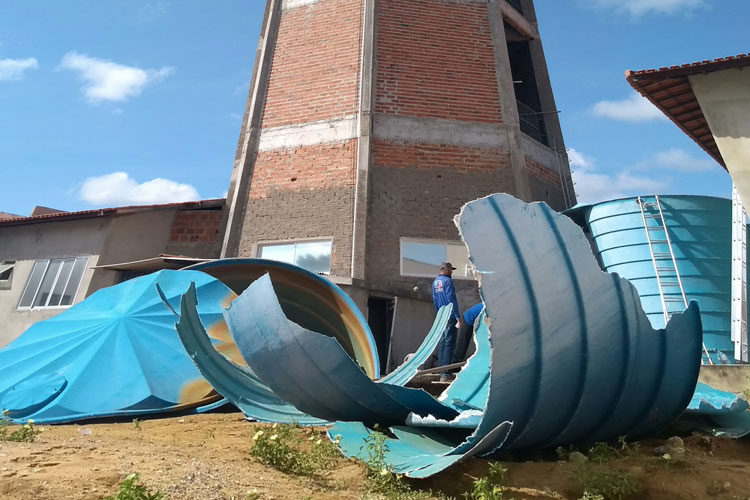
[506,33,549,146]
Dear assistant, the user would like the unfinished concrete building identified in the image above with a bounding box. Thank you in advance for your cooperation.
[222,0,575,369]
[0,200,225,348]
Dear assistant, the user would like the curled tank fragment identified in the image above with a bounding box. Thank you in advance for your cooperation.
[187,258,380,378]
[457,194,702,448]
[334,194,703,475]
[223,273,459,426]
[172,258,452,424]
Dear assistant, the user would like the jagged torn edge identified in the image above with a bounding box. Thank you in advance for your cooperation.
[687,382,750,415]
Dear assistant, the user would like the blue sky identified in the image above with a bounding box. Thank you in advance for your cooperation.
[0,0,746,216]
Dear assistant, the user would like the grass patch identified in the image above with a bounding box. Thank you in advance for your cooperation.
[569,463,641,500]
[558,437,640,464]
[249,422,342,477]
[104,473,164,500]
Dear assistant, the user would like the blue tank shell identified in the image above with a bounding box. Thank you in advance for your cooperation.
[566,195,736,364]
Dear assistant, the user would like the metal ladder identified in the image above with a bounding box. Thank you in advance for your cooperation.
[637,196,713,365]
[731,184,749,362]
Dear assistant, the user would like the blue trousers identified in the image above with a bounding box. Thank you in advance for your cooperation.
[437,317,457,372]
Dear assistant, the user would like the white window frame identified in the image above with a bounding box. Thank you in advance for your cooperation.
[0,261,14,290]
[255,238,333,274]
[399,238,473,280]
[17,257,89,310]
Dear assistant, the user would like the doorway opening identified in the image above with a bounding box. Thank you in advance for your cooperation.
[367,296,394,373]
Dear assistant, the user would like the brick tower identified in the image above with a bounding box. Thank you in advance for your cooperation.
[222,0,575,368]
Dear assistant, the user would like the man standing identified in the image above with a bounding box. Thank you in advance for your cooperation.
[432,261,463,381]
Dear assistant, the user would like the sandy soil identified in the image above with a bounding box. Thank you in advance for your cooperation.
[1,411,749,500]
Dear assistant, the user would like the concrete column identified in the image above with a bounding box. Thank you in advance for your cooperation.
[488,0,533,202]
[221,0,281,258]
[352,0,376,281]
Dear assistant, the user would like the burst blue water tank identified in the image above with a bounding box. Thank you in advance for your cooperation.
[566,195,735,364]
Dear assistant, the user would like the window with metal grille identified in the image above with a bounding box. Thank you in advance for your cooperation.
[0,261,14,290]
[17,257,88,310]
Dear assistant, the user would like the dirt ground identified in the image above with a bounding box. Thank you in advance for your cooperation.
[1,411,750,500]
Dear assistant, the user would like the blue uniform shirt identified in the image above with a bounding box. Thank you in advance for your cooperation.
[432,274,460,320]
[463,303,484,326]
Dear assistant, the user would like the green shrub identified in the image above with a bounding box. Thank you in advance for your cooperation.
[105,473,164,500]
[0,410,40,443]
[358,431,433,500]
[463,463,509,500]
[585,437,640,464]
[587,442,617,464]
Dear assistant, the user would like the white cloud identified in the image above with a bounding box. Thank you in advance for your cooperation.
[647,148,717,172]
[573,170,668,204]
[583,0,707,16]
[138,0,173,22]
[0,57,38,81]
[568,147,669,204]
[567,148,594,170]
[592,93,667,122]
[58,52,173,103]
[80,172,200,206]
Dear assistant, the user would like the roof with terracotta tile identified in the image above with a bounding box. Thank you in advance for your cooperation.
[0,199,225,227]
[626,53,750,170]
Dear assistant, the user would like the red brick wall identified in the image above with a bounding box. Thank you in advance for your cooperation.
[238,140,357,276]
[526,159,561,188]
[367,139,513,296]
[249,141,357,199]
[526,159,568,210]
[375,0,501,123]
[373,140,508,173]
[169,210,222,243]
[261,0,363,129]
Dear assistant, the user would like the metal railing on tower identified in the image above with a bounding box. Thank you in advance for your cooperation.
[516,99,549,146]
